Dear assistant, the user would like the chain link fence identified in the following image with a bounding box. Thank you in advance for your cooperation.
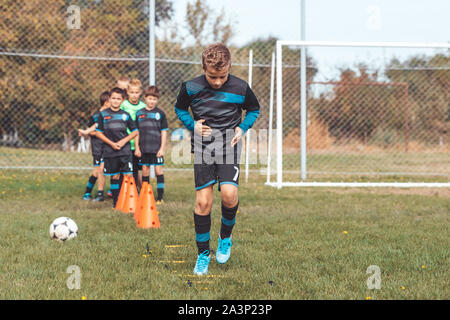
[1,1,449,183]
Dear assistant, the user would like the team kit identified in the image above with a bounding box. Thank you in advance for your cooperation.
[78,44,261,275]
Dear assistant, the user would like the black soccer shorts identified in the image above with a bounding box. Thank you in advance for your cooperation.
[139,153,164,166]
[194,163,240,191]
[92,155,104,167]
[103,155,133,176]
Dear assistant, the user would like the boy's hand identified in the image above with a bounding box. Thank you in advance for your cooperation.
[156,149,165,158]
[117,139,127,148]
[110,142,121,151]
[231,127,243,147]
[78,129,87,137]
[194,119,212,137]
[134,149,142,157]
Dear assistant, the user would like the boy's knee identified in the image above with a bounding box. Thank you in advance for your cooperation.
[195,198,212,214]
[221,190,238,208]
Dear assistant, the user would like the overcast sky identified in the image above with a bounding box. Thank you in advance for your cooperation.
[172,0,450,45]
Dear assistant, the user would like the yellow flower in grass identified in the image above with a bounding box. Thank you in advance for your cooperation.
[366,296,372,300]
[81,296,87,300]
[343,230,348,235]
[421,265,426,269]
[401,286,406,290]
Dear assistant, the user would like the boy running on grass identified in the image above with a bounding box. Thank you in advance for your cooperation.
[134,86,168,204]
[78,90,110,201]
[174,43,260,275]
[95,87,139,208]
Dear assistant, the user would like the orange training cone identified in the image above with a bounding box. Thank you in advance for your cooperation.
[134,181,148,224]
[137,183,160,229]
[115,175,129,211]
[122,176,138,214]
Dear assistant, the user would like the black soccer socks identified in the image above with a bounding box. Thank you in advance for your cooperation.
[110,178,120,206]
[84,175,97,195]
[194,212,211,254]
[142,175,150,183]
[220,202,238,239]
[156,174,164,201]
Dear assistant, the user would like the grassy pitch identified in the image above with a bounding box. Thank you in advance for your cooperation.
[0,169,448,300]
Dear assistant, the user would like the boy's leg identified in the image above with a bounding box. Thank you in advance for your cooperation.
[219,184,239,239]
[216,164,240,264]
[82,168,97,200]
[110,174,121,207]
[93,161,105,202]
[141,164,150,184]
[132,154,141,189]
[155,163,164,202]
[192,164,216,275]
[193,186,213,276]
[103,157,122,207]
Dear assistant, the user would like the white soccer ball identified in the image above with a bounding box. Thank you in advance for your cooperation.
[49,217,78,241]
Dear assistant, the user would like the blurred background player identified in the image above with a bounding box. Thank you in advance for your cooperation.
[120,79,146,189]
[116,76,130,100]
[95,87,139,208]
[134,86,168,204]
[175,43,260,275]
[78,90,110,201]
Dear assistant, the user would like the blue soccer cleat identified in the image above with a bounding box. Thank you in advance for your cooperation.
[193,250,211,276]
[82,193,91,200]
[216,236,232,264]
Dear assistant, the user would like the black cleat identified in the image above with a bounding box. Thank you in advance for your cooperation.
[93,195,105,202]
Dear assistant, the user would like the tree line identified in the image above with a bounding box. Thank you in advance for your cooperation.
[0,0,448,150]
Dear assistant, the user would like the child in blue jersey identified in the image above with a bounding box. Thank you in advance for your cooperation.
[78,91,110,201]
[174,43,260,275]
[134,86,168,204]
[95,87,139,208]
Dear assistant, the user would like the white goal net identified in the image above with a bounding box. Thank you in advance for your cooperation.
[267,41,450,188]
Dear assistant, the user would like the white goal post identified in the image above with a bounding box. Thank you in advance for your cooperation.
[267,40,450,189]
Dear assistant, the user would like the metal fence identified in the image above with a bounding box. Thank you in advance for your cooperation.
[1,1,449,183]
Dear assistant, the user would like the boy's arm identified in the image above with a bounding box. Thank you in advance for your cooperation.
[238,85,261,134]
[117,130,138,148]
[231,85,261,147]
[95,112,120,150]
[133,116,141,157]
[95,131,121,151]
[117,113,139,148]
[174,82,195,131]
[157,112,169,157]
[134,133,141,157]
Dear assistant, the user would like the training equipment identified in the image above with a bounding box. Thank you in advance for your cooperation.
[268,40,450,189]
[122,176,138,214]
[49,217,78,241]
[193,250,211,276]
[115,175,129,211]
[135,182,160,229]
[216,236,232,264]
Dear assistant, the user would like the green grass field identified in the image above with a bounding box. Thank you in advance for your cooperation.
[0,169,448,300]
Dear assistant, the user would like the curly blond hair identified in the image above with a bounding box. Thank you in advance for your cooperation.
[202,43,231,71]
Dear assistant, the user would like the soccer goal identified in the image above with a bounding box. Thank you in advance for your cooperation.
[266,40,450,188]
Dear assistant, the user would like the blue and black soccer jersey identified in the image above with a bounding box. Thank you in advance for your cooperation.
[96,108,138,158]
[174,74,260,152]
[135,107,168,154]
[87,110,104,157]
